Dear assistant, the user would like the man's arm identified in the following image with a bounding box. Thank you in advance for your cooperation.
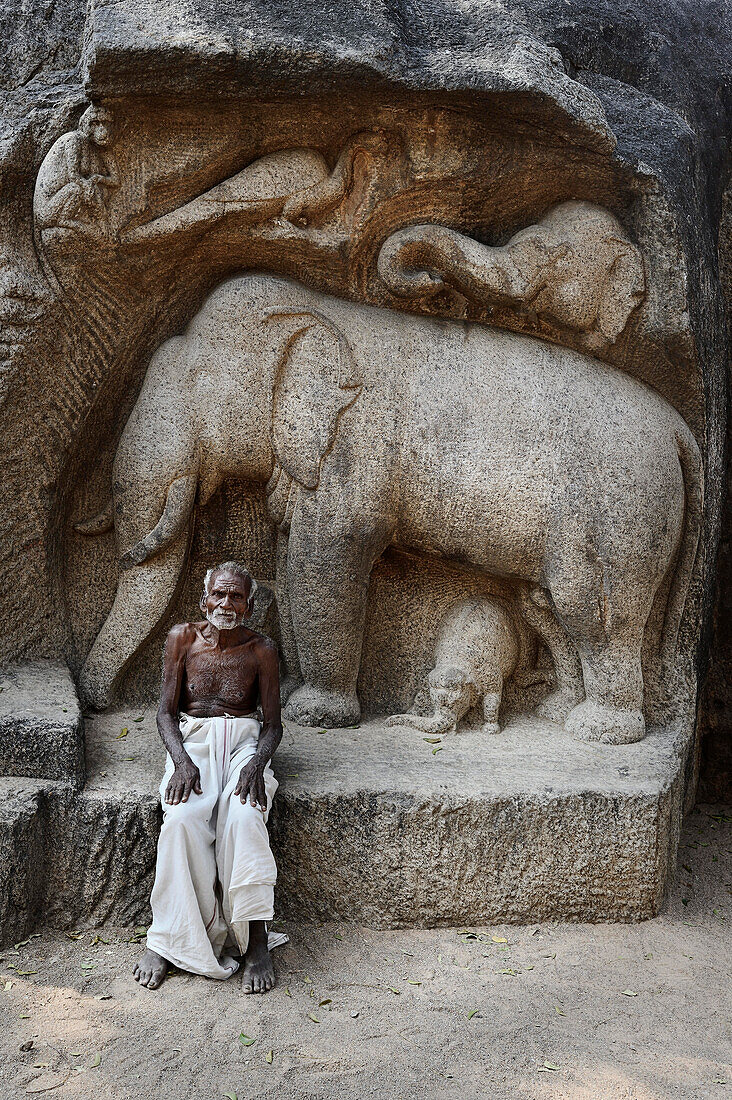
[235,640,283,810]
[157,625,202,805]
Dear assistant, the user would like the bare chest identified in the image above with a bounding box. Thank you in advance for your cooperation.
[185,648,257,702]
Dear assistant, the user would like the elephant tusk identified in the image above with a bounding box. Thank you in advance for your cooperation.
[74,497,114,535]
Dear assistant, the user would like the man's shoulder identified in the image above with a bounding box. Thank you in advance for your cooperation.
[166,621,201,649]
[248,632,278,657]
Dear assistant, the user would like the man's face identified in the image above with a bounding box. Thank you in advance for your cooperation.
[200,571,251,631]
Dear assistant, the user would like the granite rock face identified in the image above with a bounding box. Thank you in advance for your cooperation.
[0,0,730,935]
[0,662,84,786]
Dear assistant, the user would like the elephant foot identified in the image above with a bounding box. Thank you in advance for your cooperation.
[535,687,583,724]
[284,683,360,728]
[566,699,645,745]
[280,675,301,705]
[78,663,112,711]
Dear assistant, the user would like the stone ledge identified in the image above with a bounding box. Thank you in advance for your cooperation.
[0,662,84,787]
[0,710,689,943]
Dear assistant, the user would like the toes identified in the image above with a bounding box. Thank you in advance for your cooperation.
[242,977,254,994]
[252,976,262,993]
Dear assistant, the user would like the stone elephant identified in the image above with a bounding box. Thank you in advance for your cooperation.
[77,272,702,744]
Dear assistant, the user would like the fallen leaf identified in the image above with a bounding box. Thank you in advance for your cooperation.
[500,968,519,976]
[20,1014,30,1019]
[303,975,312,984]
[239,1034,256,1046]
[467,1009,480,1019]
[431,746,443,754]
[116,729,128,739]
[265,1050,273,1064]
[492,936,508,944]
[316,729,328,735]
[423,737,441,744]
[318,998,332,1007]
[542,1061,559,1071]
[80,963,96,971]
[284,987,291,997]
[133,716,145,722]
[4,981,12,990]
[94,994,112,1000]
[351,1011,359,1018]
[14,940,29,949]
[17,970,38,976]
[526,965,534,970]
[89,1054,101,1068]
[554,1006,566,1016]
[307,1013,320,1023]
[621,989,638,997]
[388,986,401,994]
[223,1093,238,1100]
[406,980,421,986]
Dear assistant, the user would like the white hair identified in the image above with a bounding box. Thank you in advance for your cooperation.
[203,561,258,598]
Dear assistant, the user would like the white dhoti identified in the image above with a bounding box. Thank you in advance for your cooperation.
[145,713,278,980]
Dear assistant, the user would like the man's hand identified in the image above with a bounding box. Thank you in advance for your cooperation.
[235,758,267,811]
[164,756,202,805]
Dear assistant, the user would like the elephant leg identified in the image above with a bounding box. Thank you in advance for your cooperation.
[519,585,585,722]
[283,498,387,728]
[565,629,646,745]
[275,530,302,703]
[548,572,647,745]
[79,533,190,709]
[481,689,503,735]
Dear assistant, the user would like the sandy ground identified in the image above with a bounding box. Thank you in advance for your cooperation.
[0,805,729,1100]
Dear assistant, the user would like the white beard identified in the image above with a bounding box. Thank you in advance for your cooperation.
[206,607,244,631]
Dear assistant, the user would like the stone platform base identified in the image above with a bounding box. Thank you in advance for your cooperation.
[0,707,689,942]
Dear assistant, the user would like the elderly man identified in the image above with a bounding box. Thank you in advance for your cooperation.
[133,561,282,992]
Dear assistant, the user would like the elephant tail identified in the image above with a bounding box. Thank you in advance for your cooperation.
[119,474,198,571]
[660,427,704,683]
[74,497,114,535]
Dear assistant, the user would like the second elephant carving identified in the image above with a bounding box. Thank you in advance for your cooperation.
[377,201,645,351]
[76,272,701,744]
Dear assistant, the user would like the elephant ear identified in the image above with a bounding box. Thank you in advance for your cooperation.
[596,238,646,341]
[269,311,362,490]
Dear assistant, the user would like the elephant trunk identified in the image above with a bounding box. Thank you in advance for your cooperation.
[80,531,191,709]
[386,707,457,735]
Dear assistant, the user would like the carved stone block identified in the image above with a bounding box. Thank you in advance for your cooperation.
[0,663,84,787]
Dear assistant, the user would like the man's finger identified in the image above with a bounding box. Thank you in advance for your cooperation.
[257,775,266,812]
[194,777,202,795]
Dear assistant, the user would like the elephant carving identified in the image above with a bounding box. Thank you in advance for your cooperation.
[76,272,702,745]
[377,201,646,351]
[385,594,549,736]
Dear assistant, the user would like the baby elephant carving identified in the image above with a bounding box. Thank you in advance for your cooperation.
[378,200,645,352]
[386,596,545,736]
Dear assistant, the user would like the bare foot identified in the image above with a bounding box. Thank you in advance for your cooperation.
[241,921,275,994]
[133,948,169,989]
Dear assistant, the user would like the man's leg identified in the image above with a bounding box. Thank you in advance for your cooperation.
[217,769,278,994]
[135,739,234,987]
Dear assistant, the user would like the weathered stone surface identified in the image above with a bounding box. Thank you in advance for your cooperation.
[0,662,83,786]
[0,781,47,944]
[0,710,689,942]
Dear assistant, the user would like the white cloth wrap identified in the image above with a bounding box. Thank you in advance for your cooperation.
[145,713,278,980]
